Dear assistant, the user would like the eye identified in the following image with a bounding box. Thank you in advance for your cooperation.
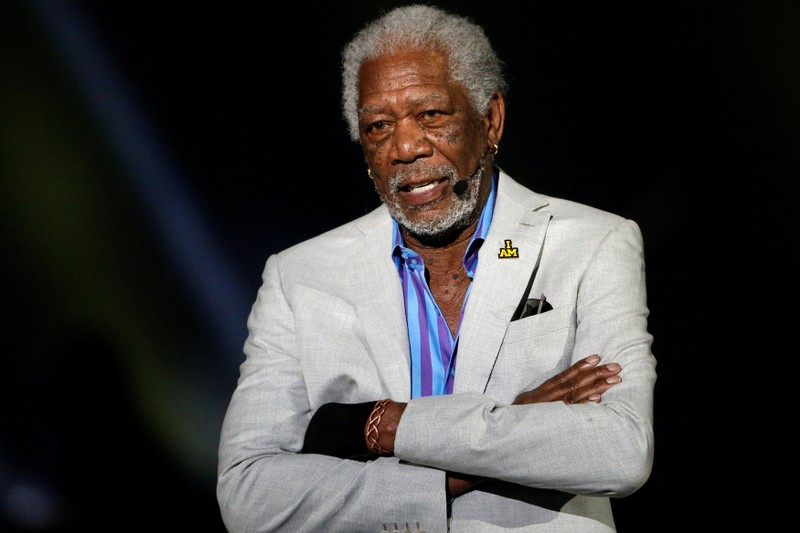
[365,120,387,134]
[421,110,443,120]
[418,109,447,126]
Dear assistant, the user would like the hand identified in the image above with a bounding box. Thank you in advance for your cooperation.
[513,354,621,405]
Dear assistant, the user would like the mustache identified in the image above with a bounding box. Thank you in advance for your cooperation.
[385,164,458,190]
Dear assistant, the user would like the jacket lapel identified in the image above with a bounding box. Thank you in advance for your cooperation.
[348,209,412,401]
[454,172,552,394]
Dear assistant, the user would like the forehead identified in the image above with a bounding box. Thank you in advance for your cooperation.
[357,49,461,110]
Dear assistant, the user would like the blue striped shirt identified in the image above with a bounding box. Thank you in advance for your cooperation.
[391,171,497,398]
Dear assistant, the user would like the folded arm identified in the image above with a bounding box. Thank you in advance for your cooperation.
[392,219,655,496]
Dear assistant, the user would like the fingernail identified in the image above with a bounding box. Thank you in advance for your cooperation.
[582,354,600,367]
[606,376,621,384]
[588,395,601,402]
[606,363,621,372]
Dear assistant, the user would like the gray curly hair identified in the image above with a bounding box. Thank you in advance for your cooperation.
[341,4,507,142]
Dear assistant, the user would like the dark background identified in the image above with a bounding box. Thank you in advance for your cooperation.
[2,0,796,531]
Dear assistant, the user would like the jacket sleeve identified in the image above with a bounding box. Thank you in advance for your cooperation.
[216,254,449,533]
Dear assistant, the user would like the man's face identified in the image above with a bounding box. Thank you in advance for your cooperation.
[357,49,491,239]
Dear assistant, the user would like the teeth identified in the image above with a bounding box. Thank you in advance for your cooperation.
[409,182,438,194]
[407,179,443,194]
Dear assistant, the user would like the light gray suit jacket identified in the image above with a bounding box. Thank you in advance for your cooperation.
[217,170,656,533]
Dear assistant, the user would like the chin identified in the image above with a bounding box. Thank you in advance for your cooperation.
[386,180,480,241]
[398,209,474,241]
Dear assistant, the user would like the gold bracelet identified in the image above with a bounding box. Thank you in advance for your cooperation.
[365,399,391,455]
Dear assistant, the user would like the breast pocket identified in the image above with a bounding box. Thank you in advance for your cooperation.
[484,307,573,403]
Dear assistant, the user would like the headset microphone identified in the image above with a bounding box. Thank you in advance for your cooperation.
[453,180,468,195]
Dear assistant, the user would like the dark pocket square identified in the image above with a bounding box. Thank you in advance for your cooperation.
[517,297,553,319]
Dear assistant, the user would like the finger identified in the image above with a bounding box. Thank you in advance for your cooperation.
[513,358,622,405]
[565,371,623,404]
[556,359,623,403]
[569,362,621,390]
[539,355,600,392]
[579,354,601,368]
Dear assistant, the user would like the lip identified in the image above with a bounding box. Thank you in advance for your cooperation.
[397,177,450,207]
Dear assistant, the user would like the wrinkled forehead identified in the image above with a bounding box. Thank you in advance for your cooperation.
[357,49,451,94]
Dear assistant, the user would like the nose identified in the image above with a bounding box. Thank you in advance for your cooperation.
[391,118,433,164]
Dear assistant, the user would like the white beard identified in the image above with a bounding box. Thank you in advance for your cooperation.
[377,157,486,239]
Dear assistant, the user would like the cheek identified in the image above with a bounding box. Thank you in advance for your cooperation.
[430,125,483,163]
[363,140,387,165]
[429,129,462,145]
[372,176,393,198]
[436,117,485,148]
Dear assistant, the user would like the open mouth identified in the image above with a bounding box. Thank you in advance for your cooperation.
[400,177,448,194]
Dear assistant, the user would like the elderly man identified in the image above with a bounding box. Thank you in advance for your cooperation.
[217,5,656,532]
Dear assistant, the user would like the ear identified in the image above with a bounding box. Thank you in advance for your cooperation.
[485,91,506,148]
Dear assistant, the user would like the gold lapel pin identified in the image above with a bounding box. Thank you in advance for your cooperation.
[498,239,519,258]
